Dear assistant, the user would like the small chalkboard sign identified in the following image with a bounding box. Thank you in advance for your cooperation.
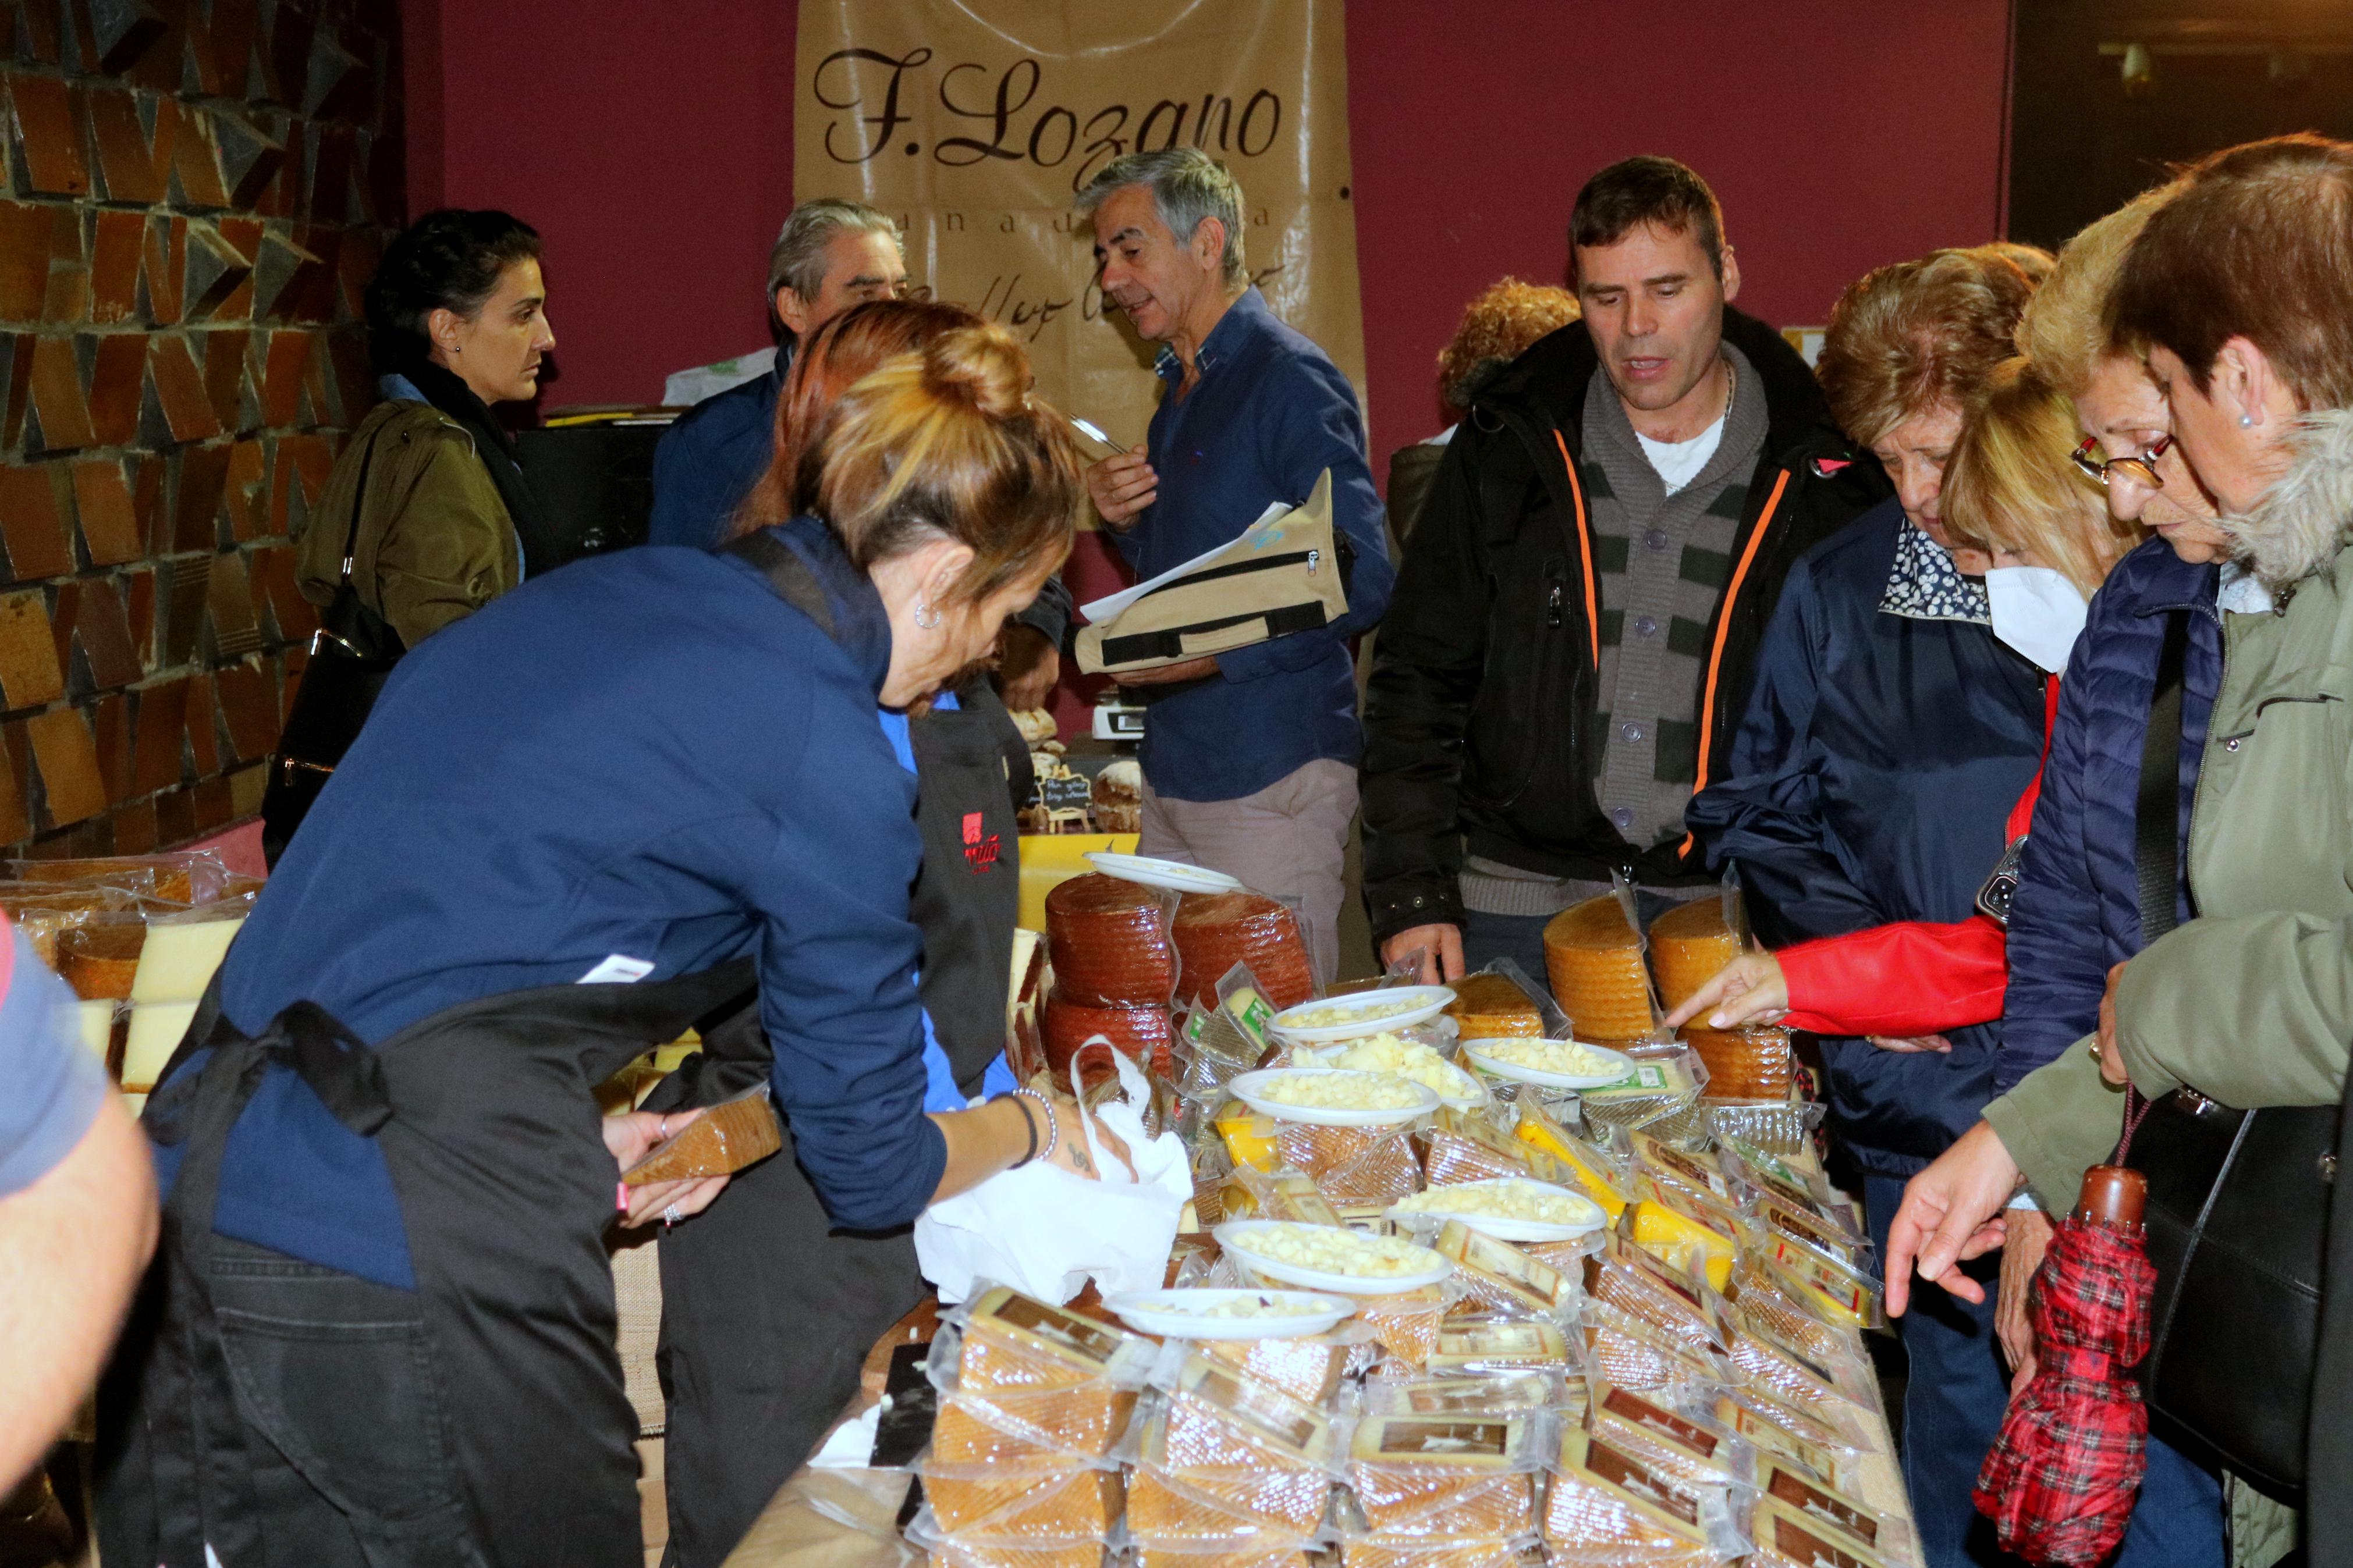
[1031,771,1093,813]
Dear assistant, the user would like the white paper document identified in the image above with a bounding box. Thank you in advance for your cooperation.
[1079,499,1293,625]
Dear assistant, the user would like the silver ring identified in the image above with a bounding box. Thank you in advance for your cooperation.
[662,1204,684,1227]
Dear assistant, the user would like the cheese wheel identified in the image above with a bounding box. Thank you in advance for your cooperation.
[1543,895,1653,1042]
[1648,897,1742,1013]
[1042,989,1172,1085]
[1444,973,1544,1040]
[1173,893,1312,1012]
[1677,1026,1793,1100]
[1044,874,1175,1006]
[56,920,146,1001]
[121,1001,199,1093]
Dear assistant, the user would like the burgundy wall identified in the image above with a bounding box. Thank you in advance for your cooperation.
[409,1,2014,466]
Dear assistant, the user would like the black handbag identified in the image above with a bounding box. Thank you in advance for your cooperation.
[2124,607,2333,1495]
[258,429,406,867]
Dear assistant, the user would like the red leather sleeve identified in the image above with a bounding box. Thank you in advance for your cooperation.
[1776,917,2008,1037]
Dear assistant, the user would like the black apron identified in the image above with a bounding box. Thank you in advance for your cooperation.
[96,960,755,1568]
[651,679,1027,1568]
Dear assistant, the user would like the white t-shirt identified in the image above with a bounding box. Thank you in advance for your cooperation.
[1636,412,1727,495]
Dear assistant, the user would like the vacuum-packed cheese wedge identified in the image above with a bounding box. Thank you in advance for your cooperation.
[923,1465,1123,1539]
[1579,1299,1735,1392]
[1677,1025,1794,1100]
[622,1090,782,1185]
[1541,895,1653,1042]
[1646,896,1742,1014]
[1442,973,1544,1040]
[120,1000,198,1093]
[1221,1168,1347,1229]
[1140,1355,1339,1536]
[1138,1547,1312,1568]
[1420,1105,1532,1187]
[1728,1258,1854,1368]
[1428,1318,1568,1374]
[1201,1334,1354,1409]
[938,1287,1154,1454]
[928,1392,1138,1466]
[1173,893,1314,1012]
[1627,1194,1737,1294]
[129,913,244,1003]
[1754,1193,1864,1264]
[1275,1122,1419,1206]
[1709,1390,1857,1489]
[1588,1383,1746,1488]
[1729,1329,1862,1423]
[1757,1235,1887,1331]
[1629,1131,1734,1200]
[1430,1222,1571,1316]
[1746,1496,1893,1568]
[1045,873,1176,1005]
[1753,1458,1892,1556]
[1514,1106,1633,1217]
[1543,1430,1724,1568]
[1362,1371,1568,1418]
[1347,1413,1538,1538]
[1339,1538,1523,1568]
[1347,1285,1449,1370]
[1582,1234,1731,1351]
[926,1540,1105,1568]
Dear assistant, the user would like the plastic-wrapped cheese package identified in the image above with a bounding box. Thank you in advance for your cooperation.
[1358,1371,1575,1419]
[1429,1222,1574,1319]
[1726,1256,1857,1370]
[1043,991,1174,1084]
[1628,1131,1737,1203]
[1346,1411,1544,1538]
[1130,1352,1342,1538]
[1513,1106,1634,1219]
[1426,1318,1571,1375]
[1576,1043,1707,1138]
[1756,1235,1890,1333]
[1698,1386,1869,1486]
[1753,1193,1870,1265]
[1420,1106,1535,1187]
[1586,1383,1752,1489]
[1136,1544,1315,1568]
[1275,1122,1421,1207]
[1745,1497,1893,1568]
[1581,1233,1733,1353]
[1199,1329,1365,1410]
[622,1086,782,1185]
[1749,1456,1911,1562]
[1346,1285,1451,1371]
[927,1286,1156,1459]
[1542,1429,1742,1568]
[1578,1299,1737,1393]
[921,1464,1124,1541]
[1442,968,1548,1041]
[1626,1181,1742,1294]
[129,902,249,1004]
[9,850,235,906]
[1220,1167,1347,1229]
[1727,1327,1869,1426]
[1337,1537,1531,1568]
[54,914,146,1001]
[919,1531,1106,1568]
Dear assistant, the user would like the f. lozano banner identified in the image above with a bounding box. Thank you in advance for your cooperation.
[794,1,1367,518]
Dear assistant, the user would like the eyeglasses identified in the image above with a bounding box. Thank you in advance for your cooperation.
[2071,434,2172,489]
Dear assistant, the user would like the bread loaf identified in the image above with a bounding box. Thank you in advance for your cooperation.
[1173,893,1313,1011]
[1042,990,1173,1085]
[1677,1026,1793,1099]
[1542,895,1654,1041]
[1442,974,1543,1040]
[1045,874,1175,1005]
[1648,896,1742,1014]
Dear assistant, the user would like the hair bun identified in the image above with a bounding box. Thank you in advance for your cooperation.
[921,324,1030,421]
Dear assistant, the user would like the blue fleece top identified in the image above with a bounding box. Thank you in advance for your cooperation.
[180,519,945,1288]
[0,925,107,1197]
[647,354,788,549]
[1688,501,2046,1176]
[1113,287,1394,802]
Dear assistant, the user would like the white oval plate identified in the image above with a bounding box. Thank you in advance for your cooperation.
[1388,1178,1609,1242]
[1294,1044,1485,1111]
[1228,1066,1441,1126]
[1269,984,1457,1043]
[1214,1220,1454,1295]
[1463,1039,1639,1091]
[1102,1288,1355,1341]
[1083,851,1244,896]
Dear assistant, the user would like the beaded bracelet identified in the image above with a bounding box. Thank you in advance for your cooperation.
[1005,1086,1058,1168]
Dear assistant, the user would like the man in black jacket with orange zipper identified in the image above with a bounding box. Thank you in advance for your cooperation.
[1362,157,1889,981]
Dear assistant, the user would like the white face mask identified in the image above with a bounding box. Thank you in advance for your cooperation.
[1985,565,2089,674]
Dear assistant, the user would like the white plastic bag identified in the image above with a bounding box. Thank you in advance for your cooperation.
[915,1044,1191,1306]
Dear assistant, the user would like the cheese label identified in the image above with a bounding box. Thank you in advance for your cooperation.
[1759,1195,1858,1260]
[1435,1105,1532,1162]
[1438,1221,1567,1307]
[1575,1435,1705,1532]
[1768,1238,1876,1322]
[1600,1385,1719,1458]
[1724,1399,1843,1481]
[1763,1461,1879,1546]
[978,1288,1143,1373]
[1634,1133,1732,1197]
[1177,1356,1331,1460]
[1436,1321,1566,1361]
[1368,1416,1514,1462]
[1758,1499,1891,1568]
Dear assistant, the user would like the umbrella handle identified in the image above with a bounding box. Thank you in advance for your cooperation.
[2074,1164,2147,1233]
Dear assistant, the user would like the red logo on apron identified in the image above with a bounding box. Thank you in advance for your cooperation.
[961,811,1001,872]
[961,812,983,844]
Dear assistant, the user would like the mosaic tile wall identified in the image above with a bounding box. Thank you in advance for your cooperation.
[0,0,401,854]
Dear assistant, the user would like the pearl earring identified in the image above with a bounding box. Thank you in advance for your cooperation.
[914,602,941,630]
[2241,414,2254,428]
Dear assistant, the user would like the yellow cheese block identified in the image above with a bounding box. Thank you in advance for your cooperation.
[129,915,245,1004]
[121,1001,199,1092]
[1215,1101,1279,1171]
[73,998,115,1061]
[1630,1199,1735,1293]
[1514,1110,1632,1219]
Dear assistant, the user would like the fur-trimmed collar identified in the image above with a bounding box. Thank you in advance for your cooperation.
[2228,407,2353,591]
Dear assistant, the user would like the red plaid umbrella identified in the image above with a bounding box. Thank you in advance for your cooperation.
[1973,1166,2155,1567]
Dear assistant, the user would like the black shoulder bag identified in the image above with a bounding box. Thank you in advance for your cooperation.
[2123,606,2334,1496]
[258,429,407,867]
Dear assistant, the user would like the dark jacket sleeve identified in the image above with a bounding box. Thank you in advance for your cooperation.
[648,414,724,550]
[1996,658,2112,1091]
[1012,573,1072,649]
[1358,422,1495,944]
[1686,558,1889,944]
[1217,355,1394,682]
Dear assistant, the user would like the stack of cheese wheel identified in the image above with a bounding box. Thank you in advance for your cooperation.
[1542,894,1655,1042]
[1172,891,1314,1012]
[1648,895,1744,1015]
[1041,873,1177,1086]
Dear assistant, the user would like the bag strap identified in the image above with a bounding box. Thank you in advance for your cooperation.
[725,529,837,637]
[338,423,389,585]
[2117,607,2192,1163]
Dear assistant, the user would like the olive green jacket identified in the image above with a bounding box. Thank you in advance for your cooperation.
[1986,410,2353,1207]
[295,400,520,649]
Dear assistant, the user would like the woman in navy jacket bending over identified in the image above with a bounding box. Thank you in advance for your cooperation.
[98,323,1099,1568]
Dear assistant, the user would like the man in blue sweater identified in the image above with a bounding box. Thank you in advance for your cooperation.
[1078,150,1394,984]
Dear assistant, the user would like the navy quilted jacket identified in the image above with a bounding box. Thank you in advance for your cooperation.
[1995,536,2223,1093]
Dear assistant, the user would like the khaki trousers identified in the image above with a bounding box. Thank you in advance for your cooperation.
[1137,758,1357,990]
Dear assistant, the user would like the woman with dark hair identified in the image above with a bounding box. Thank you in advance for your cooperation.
[97,321,1105,1568]
[297,207,558,645]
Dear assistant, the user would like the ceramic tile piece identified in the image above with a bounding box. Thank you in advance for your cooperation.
[183,671,218,773]
[222,439,264,540]
[52,578,141,694]
[130,454,165,557]
[38,205,86,325]
[165,101,230,211]
[213,655,275,759]
[140,215,183,325]
[0,589,64,707]
[86,332,147,446]
[192,772,232,832]
[228,759,265,817]
[90,692,130,803]
[183,225,252,319]
[307,121,353,223]
[144,333,218,444]
[0,725,31,845]
[109,795,156,854]
[201,329,250,429]
[70,458,141,566]
[213,112,282,208]
[174,442,229,551]
[252,543,314,643]
[0,201,52,320]
[152,784,193,847]
[0,333,30,447]
[24,335,94,453]
[258,329,307,425]
[161,552,209,666]
[0,462,73,581]
[84,86,164,205]
[16,4,61,65]
[129,678,186,794]
[85,2,169,76]
[123,564,157,670]
[207,550,260,660]
[9,76,90,197]
[210,0,261,102]
[251,227,320,321]
[88,208,144,323]
[27,705,107,828]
